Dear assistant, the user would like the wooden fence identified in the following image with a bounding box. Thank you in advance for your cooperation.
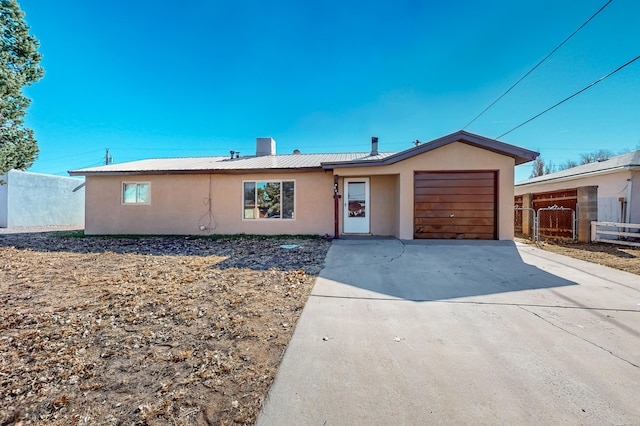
[516,189,578,239]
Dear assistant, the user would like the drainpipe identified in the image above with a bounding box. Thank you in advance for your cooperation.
[333,174,340,239]
[626,178,632,225]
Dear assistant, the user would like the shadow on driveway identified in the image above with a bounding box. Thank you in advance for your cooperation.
[258,238,640,425]
[316,239,576,301]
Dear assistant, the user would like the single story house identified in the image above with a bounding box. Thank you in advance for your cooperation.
[69,130,538,240]
[515,150,640,241]
[1,169,85,228]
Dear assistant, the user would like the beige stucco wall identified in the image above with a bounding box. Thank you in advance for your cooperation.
[515,170,640,223]
[334,142,516,240]
[370,175,400,237]
[84,141,521,238]
[84,172,334,235]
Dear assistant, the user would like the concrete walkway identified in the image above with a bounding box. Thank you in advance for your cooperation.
[257,239,640,425]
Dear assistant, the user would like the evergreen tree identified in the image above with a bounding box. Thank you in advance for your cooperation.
[0,0,43,175]
[261,182,281,218]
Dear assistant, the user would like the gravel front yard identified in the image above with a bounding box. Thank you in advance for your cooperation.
[0,232,330,425]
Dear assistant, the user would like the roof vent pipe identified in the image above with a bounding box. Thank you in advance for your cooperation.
[371,136,379,156]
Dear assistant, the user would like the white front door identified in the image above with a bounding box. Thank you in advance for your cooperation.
[344,178,370,234]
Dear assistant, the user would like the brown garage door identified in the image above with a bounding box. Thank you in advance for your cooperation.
[414,171,497,239]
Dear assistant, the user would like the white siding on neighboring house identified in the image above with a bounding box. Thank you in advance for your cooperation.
[515,151,640,241]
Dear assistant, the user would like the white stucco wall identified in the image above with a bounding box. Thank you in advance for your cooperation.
[1,170,85,228]
[0,174,8,227]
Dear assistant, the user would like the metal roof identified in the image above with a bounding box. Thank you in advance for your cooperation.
[515,150,640,186]
[68,152,395,176]
[68,131,538,176]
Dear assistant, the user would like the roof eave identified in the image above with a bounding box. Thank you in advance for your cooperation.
[515,165,640,187]
[323,130,538,170]
[321,159,384,170]
[69,166,324,177]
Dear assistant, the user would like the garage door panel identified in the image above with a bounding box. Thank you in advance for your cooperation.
[415,194,495,203]
[414,177,495,186]
[414,172,495,182]
[415,209,495,219]
[413,179,495,189]
[415,186,495,196]
[415,231,495,239]
[414,171,497,240]
[414,202,495,211]
[416,225,493,234]
[415,217,494,226]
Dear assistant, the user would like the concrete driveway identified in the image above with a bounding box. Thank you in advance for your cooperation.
[257,239,640,425]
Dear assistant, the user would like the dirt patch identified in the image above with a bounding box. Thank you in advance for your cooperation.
[0,232,331,425]
[517,237,640,276]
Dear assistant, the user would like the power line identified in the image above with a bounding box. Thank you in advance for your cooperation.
[37,148,104,163]
[463,0,612,129]
[496,55,640,139]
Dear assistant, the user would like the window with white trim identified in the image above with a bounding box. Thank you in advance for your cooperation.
[243,180,295,219]
[122,182,150,205]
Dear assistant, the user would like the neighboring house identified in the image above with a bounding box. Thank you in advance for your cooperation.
[0,169,85,228]
[515,150,640,241]
[68,131,538,240]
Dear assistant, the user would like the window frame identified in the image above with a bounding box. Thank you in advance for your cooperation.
[121,181,151,205]
[242,179,296,221]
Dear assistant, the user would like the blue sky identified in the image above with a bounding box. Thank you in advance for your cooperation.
[19,0,640,182]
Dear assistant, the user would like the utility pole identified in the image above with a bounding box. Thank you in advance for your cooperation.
[105,148,112,165]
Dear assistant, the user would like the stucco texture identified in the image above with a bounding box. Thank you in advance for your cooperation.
[1,170,85,228]
[84,172,334,235]
[335,142,515,240]
[84,142,517,239]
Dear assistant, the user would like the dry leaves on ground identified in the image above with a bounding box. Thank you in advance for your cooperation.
[0,233,331,425]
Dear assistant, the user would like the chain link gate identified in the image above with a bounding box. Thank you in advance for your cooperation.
[515,205,576,241]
